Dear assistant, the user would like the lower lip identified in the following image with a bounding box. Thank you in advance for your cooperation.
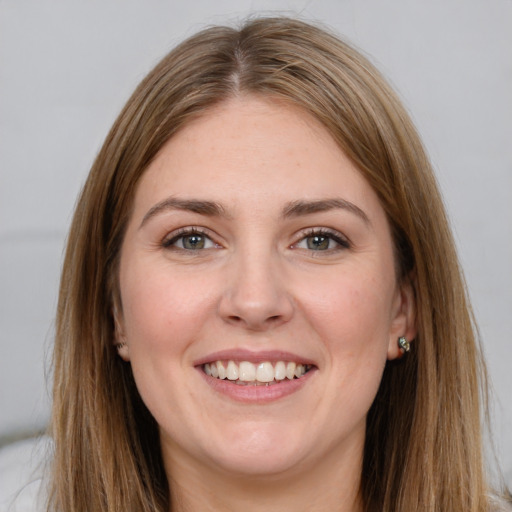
[197,367,316,403]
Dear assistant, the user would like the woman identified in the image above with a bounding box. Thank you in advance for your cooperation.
[48,16,510,512]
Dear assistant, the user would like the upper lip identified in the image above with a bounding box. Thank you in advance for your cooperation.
[193,348,317,367]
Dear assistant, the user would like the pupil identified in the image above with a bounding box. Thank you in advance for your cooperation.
[308,235,329,250]
[184,235,204,250]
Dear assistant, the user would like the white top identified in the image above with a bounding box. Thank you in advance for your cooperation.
[0,436,510,511]
[0,437,48,512]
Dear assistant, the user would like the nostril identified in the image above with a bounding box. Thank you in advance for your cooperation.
[218,287,294,330]
[225,313,284,330]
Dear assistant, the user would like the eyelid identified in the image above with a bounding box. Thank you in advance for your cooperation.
[162,226,220,249]
[160,225,350,252]
[291,227,351,251]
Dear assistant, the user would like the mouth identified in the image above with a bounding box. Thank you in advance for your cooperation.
[203,360,313,386]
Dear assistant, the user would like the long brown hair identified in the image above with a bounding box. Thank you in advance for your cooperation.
[50,16,497,511]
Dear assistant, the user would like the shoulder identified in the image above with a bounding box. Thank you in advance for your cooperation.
[0,437,50,512]
[488,492,512,512]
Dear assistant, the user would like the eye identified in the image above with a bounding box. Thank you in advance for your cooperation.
[163,228,218,251]
[293,229,350,252]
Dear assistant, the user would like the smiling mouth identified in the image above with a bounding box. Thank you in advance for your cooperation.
[203,360,313,386]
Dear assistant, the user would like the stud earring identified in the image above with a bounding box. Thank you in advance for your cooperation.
[398,336,410,354]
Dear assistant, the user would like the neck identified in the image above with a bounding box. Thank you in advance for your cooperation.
[164,439,364,512]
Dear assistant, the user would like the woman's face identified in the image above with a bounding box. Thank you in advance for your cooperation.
[116,96,415,480]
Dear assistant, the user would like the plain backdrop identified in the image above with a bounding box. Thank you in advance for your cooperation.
[1,0,511,480]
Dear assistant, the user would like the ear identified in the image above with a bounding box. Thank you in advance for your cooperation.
[387,274,417,360]
[112,305,130,361]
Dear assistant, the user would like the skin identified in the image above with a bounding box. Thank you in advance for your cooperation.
[115,96,416,512]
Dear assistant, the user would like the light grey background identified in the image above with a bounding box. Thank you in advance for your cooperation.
[1,0,511,480]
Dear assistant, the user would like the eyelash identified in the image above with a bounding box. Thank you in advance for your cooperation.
[161,227,351,253]
[294,228,351,252]
[162,227,216,250]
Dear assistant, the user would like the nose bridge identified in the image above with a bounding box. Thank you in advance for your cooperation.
[219,240,294,330]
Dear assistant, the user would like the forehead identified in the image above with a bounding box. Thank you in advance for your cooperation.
[133,96,381,218]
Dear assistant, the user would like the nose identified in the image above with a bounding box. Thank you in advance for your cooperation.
[218,249,294,331]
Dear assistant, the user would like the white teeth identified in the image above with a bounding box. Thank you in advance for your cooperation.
[226,360,239,381]
[256,362,274,383]
[239,361,256,381]
[216,361,227,379]
[204,360,310,383]
[274,361,286,380]
[286,362,296,380]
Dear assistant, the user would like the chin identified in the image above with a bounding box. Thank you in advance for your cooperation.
[210,448,306,479]
[198,426,309,478]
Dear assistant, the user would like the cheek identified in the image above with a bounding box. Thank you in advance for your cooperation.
[119,267,213,423]
[297,265,394,397]
[120,264,217,353]
[284,268,394,443]
[300,268,394,345]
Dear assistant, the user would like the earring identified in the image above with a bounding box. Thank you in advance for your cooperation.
[116,342,127,351]
[398,336,410,354]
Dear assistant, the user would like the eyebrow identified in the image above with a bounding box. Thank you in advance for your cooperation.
[140,198,229,228]
[139,196,370,228]
[282,198,370,224]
